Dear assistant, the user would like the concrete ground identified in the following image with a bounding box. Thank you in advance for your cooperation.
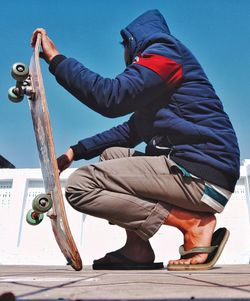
[0,265,250,301]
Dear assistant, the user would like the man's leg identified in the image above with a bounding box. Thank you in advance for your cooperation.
[100,148,217,265]
[99,147,155,263]
[65,147,216,265]
[164,207,216,265]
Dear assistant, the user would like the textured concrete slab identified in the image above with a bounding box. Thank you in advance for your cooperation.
[0,265,250,300]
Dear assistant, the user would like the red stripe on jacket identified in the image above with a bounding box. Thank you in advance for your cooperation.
[134,53,183,87]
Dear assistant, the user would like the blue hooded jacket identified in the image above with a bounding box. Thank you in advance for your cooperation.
[49,10,240,192]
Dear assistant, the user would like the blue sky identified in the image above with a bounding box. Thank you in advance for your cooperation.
[1,0,249,168]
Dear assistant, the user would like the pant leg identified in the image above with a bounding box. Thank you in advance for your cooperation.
[99,146,144,161]
[65,147,214,240]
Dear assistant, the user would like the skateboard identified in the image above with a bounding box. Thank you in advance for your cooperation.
[8,33,82,271]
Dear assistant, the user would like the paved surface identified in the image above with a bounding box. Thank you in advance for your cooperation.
[0,265,250,300]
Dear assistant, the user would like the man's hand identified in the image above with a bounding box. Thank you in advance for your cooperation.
[31,28,60,64]
[57,148,74,175]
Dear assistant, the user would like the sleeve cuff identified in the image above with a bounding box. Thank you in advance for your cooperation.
[49,54,67,75]
[70,143,87,161]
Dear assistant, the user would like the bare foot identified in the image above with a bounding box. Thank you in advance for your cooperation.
[165,207,216,265]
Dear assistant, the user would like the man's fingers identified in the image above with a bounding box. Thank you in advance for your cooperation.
[39,51,49,63]
[31,28,47,47]
[39,51,44,59]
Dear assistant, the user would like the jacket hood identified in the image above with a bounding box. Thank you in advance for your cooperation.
[120,10,171,64]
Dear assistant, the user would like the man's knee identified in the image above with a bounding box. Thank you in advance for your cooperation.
[64,166,94,211]
[64,170,81,208]
[65,169,81,194]
[100,147,131,161]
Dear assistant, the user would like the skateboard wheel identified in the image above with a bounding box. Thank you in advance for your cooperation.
[11,62,29,81]
[32,194,53,213]
[26,209,44,225]
[8,86,24,103]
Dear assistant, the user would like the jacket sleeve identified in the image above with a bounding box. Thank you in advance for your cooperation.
[70,114,142,160]
[49,43,183,118]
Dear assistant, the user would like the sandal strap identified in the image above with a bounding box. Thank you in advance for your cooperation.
[179,245,218,258]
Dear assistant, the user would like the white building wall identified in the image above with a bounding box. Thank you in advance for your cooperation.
[0,162,250,267]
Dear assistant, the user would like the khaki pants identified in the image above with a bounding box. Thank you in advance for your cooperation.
[65,147,216,240]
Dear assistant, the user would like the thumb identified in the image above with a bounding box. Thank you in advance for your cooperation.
[39,51,50,64]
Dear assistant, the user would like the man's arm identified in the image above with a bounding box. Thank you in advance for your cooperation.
[31,29,183,118]
[72,115,141,160]
[57,115,142,173]
[50,55,182,118]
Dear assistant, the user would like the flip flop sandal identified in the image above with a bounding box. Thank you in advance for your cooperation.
[167,227,230,271]
[93,251,164,270]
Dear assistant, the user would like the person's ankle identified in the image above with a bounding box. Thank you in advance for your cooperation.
[121,232,155,263]
[165,207,216,232]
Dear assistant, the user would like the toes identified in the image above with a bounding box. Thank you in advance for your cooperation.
[190,253,207,265]
[168,259,185,265]
[168,254,207,266]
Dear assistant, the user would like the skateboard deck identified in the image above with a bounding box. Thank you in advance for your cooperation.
[8,34,82,271]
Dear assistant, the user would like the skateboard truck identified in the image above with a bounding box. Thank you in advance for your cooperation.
[26,193,53,226]
[8,62,35,102]
[47,211,57,220]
